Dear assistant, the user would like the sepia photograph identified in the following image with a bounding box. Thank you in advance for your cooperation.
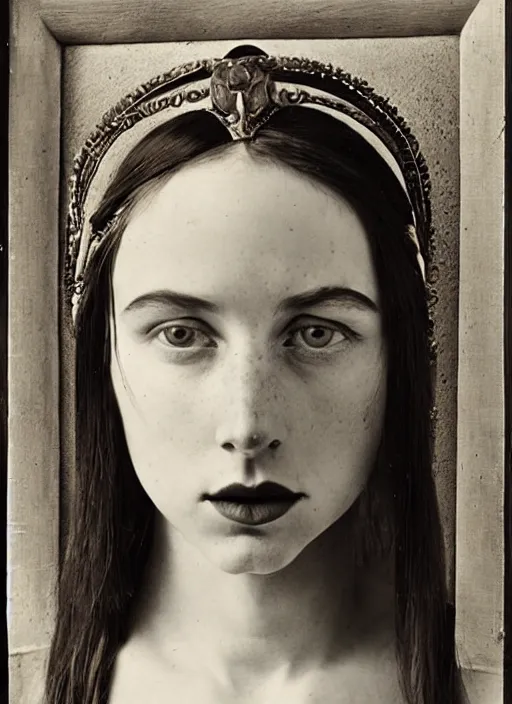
[6,1,509,703]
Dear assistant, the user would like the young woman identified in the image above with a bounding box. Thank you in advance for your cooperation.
[46,45,466,703]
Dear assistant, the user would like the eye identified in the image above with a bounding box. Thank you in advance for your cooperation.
[284,323,348,350]
[156,324,215,349]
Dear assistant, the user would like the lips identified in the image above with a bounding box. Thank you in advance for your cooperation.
[203,481,305,526]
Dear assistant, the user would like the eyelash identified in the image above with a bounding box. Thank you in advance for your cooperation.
[150,317,356,355]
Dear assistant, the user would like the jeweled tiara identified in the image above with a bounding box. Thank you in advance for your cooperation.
[66,51,432,324]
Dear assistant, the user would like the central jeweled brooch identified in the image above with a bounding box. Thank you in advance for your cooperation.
[209,60,279,139]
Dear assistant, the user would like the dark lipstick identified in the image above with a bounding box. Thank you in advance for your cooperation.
[203,481,305,526]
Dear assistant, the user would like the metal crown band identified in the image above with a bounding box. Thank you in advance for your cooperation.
[67,54,432,324]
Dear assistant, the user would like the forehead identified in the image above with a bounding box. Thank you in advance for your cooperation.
[112,148,378,310]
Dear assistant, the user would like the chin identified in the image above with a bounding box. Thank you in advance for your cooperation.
[201,533,305,576]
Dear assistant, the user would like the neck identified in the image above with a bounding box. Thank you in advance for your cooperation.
[130,512,395,687]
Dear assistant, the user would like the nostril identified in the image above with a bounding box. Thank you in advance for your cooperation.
[220,438,281,452]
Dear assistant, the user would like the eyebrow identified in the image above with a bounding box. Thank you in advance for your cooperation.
[122,290,221,315]
[122,285,379,316]
[277,286,379,315]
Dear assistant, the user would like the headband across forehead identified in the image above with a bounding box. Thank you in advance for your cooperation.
[67,52,432,325]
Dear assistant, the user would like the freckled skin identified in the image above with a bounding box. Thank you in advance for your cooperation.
[110,147,387,576]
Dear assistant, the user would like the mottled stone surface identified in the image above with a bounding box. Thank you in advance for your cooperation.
[62,37,460,596]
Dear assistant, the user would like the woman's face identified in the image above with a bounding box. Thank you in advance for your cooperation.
[110,147,387,575]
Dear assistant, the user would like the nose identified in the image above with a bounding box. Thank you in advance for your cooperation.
[221,434,282,456]
[215,351,285,458]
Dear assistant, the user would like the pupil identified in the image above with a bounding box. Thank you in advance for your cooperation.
[165,326,194,346]
[304,326,334,348]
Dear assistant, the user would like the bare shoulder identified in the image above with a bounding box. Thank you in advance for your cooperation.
[108,638,197,704]
[108,637,235,704]
[108,639,156,704]
[316,646,406,704]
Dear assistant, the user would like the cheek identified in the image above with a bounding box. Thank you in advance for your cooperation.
[109,345,214,471]
[299,351,386,441]
[295,359,387,500]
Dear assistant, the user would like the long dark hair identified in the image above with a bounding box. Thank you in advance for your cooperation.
[46,100,465,702]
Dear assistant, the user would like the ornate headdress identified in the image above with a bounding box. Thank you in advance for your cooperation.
[66,47,432,325]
